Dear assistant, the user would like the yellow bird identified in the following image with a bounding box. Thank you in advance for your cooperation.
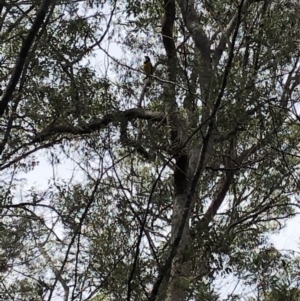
[143,56,153,78]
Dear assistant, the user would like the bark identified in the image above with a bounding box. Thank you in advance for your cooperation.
[162,2,246,300]
[166,155,190,301]
[175,0,214,147]
[161,0,193,300]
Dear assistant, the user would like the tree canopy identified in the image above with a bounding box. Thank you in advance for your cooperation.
[1,0,300,300]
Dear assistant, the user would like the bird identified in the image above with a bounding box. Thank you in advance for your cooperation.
[143,56,153,78]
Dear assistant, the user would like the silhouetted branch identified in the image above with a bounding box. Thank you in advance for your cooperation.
[0,0,54,116]
[32,108,164,143]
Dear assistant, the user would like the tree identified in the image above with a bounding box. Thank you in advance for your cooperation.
[245,250,300,301]
[1,0,300,300]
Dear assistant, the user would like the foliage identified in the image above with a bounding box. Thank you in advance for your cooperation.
[0,0,300,300]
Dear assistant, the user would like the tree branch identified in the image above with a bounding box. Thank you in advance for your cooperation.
[162,0,176,59]
[0,0,54,116]
[38,244,69,301]
[213,0,264,66]
[176,0,212,118]
[176,0,210,64]
[203,171,235,223]
[31,108,164,143]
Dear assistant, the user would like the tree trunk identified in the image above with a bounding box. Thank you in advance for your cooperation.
[166,198,190,301]
[166,154,191,301]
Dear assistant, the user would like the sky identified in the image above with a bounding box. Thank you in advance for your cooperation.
[21,152,300,301]
[11,6,300,299]
[271,216,300,251]
[24,153,300,253]
[18,33,300,298]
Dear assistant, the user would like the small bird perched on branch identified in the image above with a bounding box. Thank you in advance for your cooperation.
[143,56,153,78]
